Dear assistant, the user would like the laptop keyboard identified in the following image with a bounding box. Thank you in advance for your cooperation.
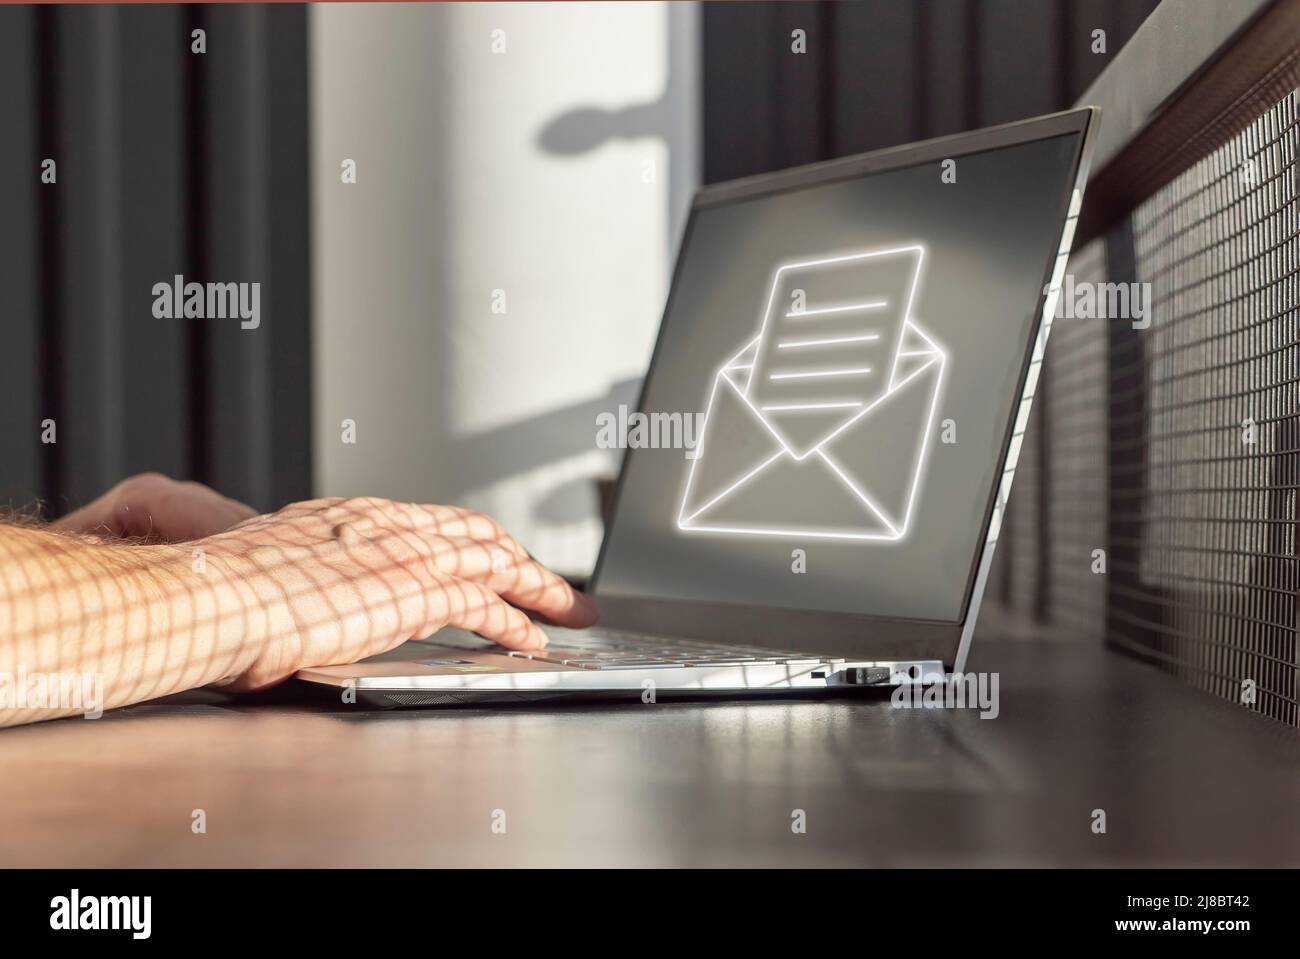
[507,629,844,671]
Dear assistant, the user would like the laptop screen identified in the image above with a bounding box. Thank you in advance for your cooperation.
[594,131,1083,625]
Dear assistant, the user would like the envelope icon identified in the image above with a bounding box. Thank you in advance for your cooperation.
[677,245,946,542]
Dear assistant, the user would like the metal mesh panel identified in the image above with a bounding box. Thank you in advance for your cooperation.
[1121,93,1300,725]
[983,91,1300,726]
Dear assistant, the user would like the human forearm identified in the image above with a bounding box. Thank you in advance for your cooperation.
[0,526,265,726]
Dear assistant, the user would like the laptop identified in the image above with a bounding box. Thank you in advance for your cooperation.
[297,108,1099,706]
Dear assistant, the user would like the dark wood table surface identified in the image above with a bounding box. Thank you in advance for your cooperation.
[2,637,1297,867]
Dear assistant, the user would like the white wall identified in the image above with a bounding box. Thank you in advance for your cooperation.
[310,1,699,576]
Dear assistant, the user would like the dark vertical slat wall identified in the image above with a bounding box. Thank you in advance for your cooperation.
[978,0,1064,123]
[54,7,127,509]
[204,6,276,510]
[701,3,781,180]
[119,6,190,485]
[0,4,310,517]
[834,0,921,154]
[919,0,980,139]
[768,1,829,168]
[0,8,42,512]
[264,15,313,511]
[701,0,1160,183]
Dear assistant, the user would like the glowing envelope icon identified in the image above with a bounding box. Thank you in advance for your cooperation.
[677,244,946,542]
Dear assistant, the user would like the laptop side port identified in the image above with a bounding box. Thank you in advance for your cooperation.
[834,666,893,686]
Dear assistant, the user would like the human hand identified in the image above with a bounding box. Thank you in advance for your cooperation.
[54,472,257,543]
[195,497,598,690]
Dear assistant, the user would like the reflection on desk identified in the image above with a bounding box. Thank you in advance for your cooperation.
[0,640,1296,867]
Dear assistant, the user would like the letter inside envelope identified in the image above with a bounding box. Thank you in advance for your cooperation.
[678,245,946,542]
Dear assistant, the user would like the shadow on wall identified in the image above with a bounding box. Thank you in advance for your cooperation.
[459,5,693,543]
[455,375,641,524]
[538,100,667,152]
[529,91,679,528]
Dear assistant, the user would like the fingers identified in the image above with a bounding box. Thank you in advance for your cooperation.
[428,537,597,627]
[359,500,596,626]
[437,576,549,650]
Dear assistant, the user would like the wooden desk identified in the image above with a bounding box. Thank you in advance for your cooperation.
[1,638,1297,867]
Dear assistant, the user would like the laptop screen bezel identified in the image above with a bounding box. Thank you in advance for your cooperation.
[587,108,1098,667]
